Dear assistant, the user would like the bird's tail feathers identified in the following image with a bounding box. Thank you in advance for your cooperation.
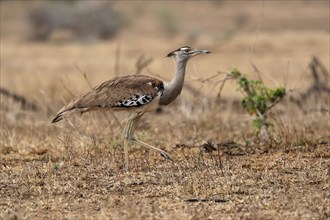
[51,107,91,123]
[51,108,75,123]
[52,112,65,123]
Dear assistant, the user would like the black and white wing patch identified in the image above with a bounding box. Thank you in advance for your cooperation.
[114,94,154,107]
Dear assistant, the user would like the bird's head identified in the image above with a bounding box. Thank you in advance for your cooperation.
[166,46,211,61]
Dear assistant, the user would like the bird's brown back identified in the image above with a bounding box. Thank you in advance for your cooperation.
[52,75,164,122]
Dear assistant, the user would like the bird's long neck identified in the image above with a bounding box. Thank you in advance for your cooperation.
[159,59,187,105]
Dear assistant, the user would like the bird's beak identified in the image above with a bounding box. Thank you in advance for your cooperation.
[191,49,211,56]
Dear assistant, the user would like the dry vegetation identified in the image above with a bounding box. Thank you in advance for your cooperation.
[1,1,329,219]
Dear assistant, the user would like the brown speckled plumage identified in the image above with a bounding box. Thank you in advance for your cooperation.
[52,75,164,123]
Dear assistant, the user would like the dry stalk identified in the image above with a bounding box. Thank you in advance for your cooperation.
[74,64,122,131]
[114,42,121,76]
[135,54,153,75]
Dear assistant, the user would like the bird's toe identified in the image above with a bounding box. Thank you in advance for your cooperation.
[160,151,173,161]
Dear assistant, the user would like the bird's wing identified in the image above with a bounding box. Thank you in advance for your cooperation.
[52,75,164,122]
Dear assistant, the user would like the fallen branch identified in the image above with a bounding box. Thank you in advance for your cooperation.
[0,87,38,111]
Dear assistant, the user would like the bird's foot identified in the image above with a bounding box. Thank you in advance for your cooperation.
[123,166,129,172]
[160,150,173,161]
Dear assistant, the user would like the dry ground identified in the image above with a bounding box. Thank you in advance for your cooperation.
[1,1,329,219]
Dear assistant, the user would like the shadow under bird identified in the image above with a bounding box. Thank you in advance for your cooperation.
[52,46,211,170]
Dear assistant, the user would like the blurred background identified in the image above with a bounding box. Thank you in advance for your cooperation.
[0,0,329,124]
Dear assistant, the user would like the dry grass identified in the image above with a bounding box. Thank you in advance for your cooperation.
[1,1,330,219]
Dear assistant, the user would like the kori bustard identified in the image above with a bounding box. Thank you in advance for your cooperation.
[52,46,210,169]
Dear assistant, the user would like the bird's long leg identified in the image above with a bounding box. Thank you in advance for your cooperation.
[123,138,130,170]
[131,139,172,161]
[123,115,138,170]
[123,113,172,170]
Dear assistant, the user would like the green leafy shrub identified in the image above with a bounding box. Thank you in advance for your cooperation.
[230,68,286,140]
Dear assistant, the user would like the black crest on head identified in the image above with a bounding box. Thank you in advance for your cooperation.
[167,46,192,57]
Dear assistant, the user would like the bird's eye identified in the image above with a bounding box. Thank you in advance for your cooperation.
[180,47,190,53]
